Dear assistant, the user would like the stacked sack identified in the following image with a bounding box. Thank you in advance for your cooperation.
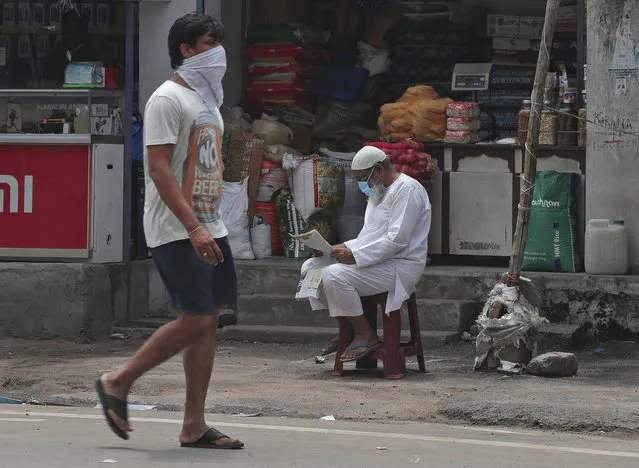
[384,20,478,100]
[244,24,330,116]
[319,148,368,244]
[279,153,345,258]
[378,85,452,140]
[365,141,437,191]
[251,118,298,256]
[444,102,481,144]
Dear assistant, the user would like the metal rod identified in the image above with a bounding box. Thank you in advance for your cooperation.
[122,0,134,262]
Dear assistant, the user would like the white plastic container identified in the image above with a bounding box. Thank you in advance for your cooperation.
[584,219,629,275]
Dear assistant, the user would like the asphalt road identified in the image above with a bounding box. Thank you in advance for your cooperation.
[1,407,639,467]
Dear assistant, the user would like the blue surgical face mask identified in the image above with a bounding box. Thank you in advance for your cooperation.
[358,180,374,197]
[358,167,375,197]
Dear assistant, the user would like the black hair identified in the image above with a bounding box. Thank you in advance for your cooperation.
[168,12,225,69]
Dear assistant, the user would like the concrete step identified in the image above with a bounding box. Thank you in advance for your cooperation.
[232,260,503,301]
[112,322,460,350]
[236,295,478,332]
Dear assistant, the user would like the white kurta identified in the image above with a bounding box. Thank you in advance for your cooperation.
[308,174,431,317]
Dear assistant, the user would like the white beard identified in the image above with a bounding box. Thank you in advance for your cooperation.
[369,183,387,206]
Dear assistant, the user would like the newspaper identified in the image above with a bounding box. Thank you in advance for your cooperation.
[289,229,333,255]
[295,256,335,300]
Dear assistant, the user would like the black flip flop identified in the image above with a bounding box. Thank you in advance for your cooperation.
[340,342,382,363]
[95,377,130,440]
[181,427,245,450]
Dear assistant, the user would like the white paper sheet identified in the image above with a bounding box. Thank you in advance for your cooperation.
[290,229,333,255]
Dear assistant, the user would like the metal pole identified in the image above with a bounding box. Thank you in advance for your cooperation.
[122,0,134,262]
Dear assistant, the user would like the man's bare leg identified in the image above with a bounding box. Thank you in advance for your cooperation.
[340,315,379,361]
[179,309,241,447]
[99,312,212,433]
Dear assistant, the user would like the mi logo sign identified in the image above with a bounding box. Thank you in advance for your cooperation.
[0,175,33,214]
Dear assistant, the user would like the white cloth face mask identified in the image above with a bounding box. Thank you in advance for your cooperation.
[177,46,227,111]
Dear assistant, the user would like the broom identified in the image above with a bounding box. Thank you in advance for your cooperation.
[474,0,561,370]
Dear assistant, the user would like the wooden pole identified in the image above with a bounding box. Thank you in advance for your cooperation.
[507,0,562,285]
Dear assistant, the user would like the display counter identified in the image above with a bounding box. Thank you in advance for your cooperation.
[0,89,125,263]
[421,142,586,258]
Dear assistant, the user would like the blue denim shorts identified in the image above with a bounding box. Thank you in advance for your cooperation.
[150,237,238,315]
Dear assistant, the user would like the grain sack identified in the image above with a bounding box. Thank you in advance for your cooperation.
[257,159,287,202]
[251,119,293,146]
[277,188,337,259]
[219,179,255,260]
[250,219,272,259]
[264,144,301,164]
[318,148,367,216]
[522,171,582,273]
[288,155,345,221]
[277,188,309,258]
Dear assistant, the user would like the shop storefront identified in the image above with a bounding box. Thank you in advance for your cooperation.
[0,0,138,262]
[216,0,592,273]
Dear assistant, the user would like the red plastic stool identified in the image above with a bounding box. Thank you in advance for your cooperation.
[332,293,427,380]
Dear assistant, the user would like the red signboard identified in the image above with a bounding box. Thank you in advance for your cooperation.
[0,145,90,250]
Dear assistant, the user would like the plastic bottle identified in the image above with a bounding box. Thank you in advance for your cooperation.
[584,219,629,275]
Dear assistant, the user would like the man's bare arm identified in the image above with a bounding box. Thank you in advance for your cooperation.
[147,144,223,264]
[147,144,200,232]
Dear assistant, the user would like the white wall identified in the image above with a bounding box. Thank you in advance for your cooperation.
[139,0,198,111]
[587,0,639,269]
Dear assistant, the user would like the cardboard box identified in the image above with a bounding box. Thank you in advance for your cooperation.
[250,0,310,25]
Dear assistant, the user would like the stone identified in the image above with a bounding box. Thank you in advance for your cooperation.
[526,352,578,377]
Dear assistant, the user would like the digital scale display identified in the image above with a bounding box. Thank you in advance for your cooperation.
[454,74,488,90]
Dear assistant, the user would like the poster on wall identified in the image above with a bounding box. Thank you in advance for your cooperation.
[6,103,22,133]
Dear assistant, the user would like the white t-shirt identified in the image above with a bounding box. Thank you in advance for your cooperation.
[143,81,228,249]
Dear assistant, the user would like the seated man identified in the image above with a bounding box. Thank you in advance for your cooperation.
[306,146,432,362]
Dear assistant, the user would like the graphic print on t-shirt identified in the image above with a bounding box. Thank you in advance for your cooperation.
[183,111,223,224]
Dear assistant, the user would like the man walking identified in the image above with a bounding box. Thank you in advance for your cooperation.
[95,12,243,450]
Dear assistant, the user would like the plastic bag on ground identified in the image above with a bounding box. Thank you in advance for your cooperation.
[219,178,255,260]
[474,277,548,370]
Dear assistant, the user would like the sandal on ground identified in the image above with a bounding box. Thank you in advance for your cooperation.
[340,342,382,363]
[181,427,245,450]
[95,377,130,440]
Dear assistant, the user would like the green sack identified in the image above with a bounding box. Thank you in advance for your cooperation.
[277,188,336,259]
[522,171,582,273]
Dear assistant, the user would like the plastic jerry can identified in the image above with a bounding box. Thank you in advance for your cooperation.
[584,219,629,275]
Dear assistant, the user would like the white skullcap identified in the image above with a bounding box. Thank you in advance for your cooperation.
[351,146,387,171]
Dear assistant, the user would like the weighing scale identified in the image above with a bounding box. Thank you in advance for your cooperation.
[451,63,498,141]
[451,63,492,99]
